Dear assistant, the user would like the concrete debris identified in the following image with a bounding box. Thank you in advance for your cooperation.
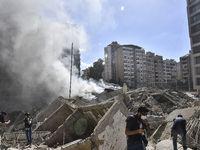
[186,108,200,148]
[150,107,198,144]
[88,88,123,104]
[0,88,199,150]
[127,88,198,115]
[155,139,193,150]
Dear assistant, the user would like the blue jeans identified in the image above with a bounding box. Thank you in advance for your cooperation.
[172,130,186,150]
[127,141,145,150]
[25,127,32,144]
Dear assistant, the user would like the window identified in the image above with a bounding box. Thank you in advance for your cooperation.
[190,2,200,14]
[190,0,197,4]
[193,45,200,54]
[196,67,200,75]
[191,23,200,34]
[192,34,200,44]
[190,12,200,24]
[196,78,200,85]
[195,56,200,64]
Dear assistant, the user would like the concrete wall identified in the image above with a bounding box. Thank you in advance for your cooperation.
[33,96,64,124]
[116,47,124,86]
[91,99,129,150]
[45,109,87,147]
[94,89,123,102]
[35,103,74,133]
[45,101,114,147]
[54,97,129,150]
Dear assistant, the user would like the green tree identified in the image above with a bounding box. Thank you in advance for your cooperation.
[87,58,104,80]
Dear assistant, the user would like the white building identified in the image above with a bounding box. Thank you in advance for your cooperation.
[104,41,120,82]
[116,46,135,88]
[163,59,177,86]
[186,0,200,93]
[146,52,155,87]
[115,45,146,88]
[135,48,147,88]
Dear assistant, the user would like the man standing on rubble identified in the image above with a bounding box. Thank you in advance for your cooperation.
[125,106,151,150]
[0,111,10,125]
[171,114,187,150]
[24,112,32,147]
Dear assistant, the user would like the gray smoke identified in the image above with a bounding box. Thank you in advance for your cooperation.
[0,0,103,112]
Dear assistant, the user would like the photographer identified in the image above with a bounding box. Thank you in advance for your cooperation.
[125,106,151,150]
[24,112,32,147]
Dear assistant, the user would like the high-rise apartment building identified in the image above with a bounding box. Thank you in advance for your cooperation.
[146,52,155,87]
[163,59,177,86]
[104,41,181,89]
[135,47,147,88]
[104,41,120,82]
[180,53,193,91]
[115,45,146,88]
[154,55,164,87]
[116,46,135,88]
[176,62,182,80]
[186,0,200,92]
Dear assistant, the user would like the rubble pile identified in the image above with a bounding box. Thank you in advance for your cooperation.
[127,88,197,115]
[0,88,199,150]
[186,108,200,148]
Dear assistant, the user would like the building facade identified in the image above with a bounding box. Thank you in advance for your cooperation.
[176,62,182,80]
[104,41,120,82]
[146,52,155,87]
[116,46,135,88]
[163,59,177,86]
[115,45,146,88]
[135,47,147,88]
[187,0,200,92]
[154,55,164,87]
[104,42,183,89]
[180,53,193,91]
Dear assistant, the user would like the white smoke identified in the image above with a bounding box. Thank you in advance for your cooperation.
[0,0,106,111]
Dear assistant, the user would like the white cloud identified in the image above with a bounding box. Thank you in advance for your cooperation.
[81,61,92,70]
[64,0,117,31]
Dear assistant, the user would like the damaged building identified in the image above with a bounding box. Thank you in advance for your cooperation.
[0,87,200,150]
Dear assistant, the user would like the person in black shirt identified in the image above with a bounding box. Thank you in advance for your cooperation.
[24,112,32,147]
[171,114,187,150]
[0,111,10,125]
[125,106,151,150]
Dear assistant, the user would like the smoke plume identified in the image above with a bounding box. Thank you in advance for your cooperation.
[0,0,104,111]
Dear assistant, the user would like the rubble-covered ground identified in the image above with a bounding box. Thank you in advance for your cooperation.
[0,87,200,150]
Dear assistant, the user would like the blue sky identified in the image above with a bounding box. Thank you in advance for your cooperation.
[63,0,190,70]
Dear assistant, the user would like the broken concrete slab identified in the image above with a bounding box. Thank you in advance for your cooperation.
[45,97,129,150]
[2,88,199,149]
[165,106,199,122]
[159,106,199,141]
[54,139,92,150]
[35,103,74,133]
[186,107,200,148]
[90,88,123,104]
[33,96,64,124]
[44,100,114,147]
[89,99,129,150]
[3,131,51,145]
[155,139,192,150]
[44,109,89,147]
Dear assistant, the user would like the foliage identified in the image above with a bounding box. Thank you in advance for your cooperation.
[87,58,104,80]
